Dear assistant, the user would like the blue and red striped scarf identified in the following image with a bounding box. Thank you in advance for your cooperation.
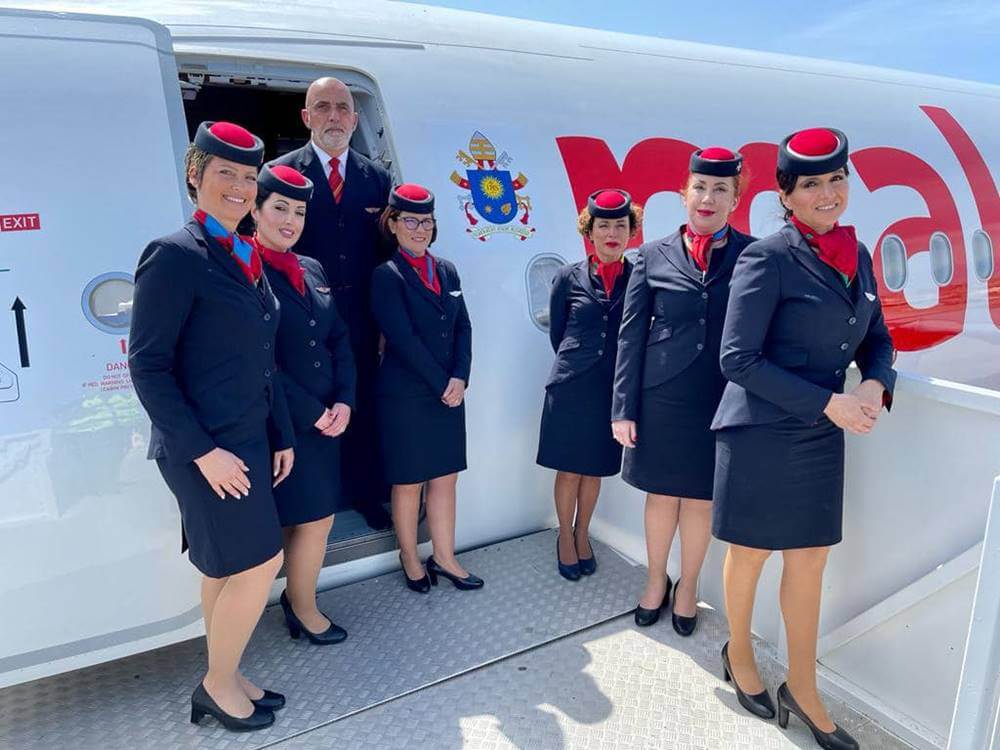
[194,210,261,285]
[399,246,440,295]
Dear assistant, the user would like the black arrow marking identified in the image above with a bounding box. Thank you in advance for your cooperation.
[11,297,29,367]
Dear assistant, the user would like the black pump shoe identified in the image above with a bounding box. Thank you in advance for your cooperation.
[557,538,581,581]
[721,642,776,720]
[670,579,698,637]
[190,683,275,732]
[250,689,286,712]
[574,527,597,576]
[399,553,431,593]
[427,555,484,590]
[634,575,671,627]
[280,592,347,645]
[777,683,859,750]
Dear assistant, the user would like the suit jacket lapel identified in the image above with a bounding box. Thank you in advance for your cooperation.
[705,238,739,286]
[266,261,311,312]
[186,221,257,292]
[783,224,853,307]
[340,149,368,213]
[297,143,340,212]
[395,251,445,310]
[658,231,702,286]
[574,261,602,302]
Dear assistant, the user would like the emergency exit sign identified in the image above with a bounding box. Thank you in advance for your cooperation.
[0,214,41,232]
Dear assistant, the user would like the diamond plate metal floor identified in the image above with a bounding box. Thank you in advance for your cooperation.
[267,607,915,750]
[0,531,648,750]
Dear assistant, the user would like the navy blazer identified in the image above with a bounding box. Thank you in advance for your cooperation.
[269,145,391,345]
[371,251,473,399]
[712,223,897,429]
[265,255,357,434]
[129,220,295,466]
[546,258,632,388]
[612,228,755,422]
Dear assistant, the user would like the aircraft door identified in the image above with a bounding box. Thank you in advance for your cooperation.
[0,9,194,687]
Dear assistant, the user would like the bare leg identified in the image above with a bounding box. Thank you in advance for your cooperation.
[554,471,582,565]
[638,494,680,608]
[781,546,835,732]
[283,515,335,633]
[673,499,713,617]
[573,475,601,559]
[426,473,469,578]
[392,483,424,580]
[723,543,772,694]
[202,550,284,718]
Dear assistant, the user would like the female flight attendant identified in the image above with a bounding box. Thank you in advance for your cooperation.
[537,189,641,580]
[129,122,295,731]
[251,164,357,646]
[711,128,896,749]
[371,184,482,593]
[612,149,753,634]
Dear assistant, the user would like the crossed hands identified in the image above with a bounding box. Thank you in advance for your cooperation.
[195,445,296,498]
[823,379,885,434]
[314,403,352,437]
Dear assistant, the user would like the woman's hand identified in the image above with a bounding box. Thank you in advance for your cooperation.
[441,378,466,407]
[272,447,295,487]
[320,403,352,437]
[823,393,876,434]
[194,447,250,499]
[851,379,886,418]
[314,410,334,432]
[612,419,638,448]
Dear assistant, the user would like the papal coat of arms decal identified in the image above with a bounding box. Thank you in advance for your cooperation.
[450,131,534,241]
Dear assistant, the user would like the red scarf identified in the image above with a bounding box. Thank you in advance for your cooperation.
[193,210,261,285]
[399,247,441,295]
[790,216,858,284]
[253,236,305,296]
[684,224,728,272]
[589,253,624,298]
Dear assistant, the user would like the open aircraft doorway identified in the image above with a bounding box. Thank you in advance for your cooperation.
[177,61,425,563]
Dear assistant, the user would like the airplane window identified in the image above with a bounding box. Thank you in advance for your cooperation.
[971,229,994,282]
[880,235,907,291]
[82,272,134,335]
[526,254,568,331]
[928,231,953,286]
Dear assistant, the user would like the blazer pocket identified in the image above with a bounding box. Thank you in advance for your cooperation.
[557,337,581,353]
[769,347,809,368]
[646,325,673,346]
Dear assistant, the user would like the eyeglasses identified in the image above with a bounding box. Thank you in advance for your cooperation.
[399,217,436,230]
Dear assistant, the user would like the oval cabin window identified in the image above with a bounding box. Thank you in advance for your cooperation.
[880,235,907,291]
[526,254,568,331]
[971,229,994,282]
[928,232,954,286]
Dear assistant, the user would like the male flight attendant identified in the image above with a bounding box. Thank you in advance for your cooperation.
[270,77,393,529]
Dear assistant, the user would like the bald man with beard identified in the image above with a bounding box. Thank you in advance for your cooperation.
[269,77,392,530]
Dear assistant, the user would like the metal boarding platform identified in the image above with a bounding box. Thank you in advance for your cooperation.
[0,531,913,750]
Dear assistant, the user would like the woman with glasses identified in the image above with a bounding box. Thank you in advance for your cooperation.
[371,184,481,593]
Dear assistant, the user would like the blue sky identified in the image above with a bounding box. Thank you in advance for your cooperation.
[399,0,1000,85]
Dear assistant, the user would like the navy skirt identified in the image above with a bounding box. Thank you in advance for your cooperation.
[377,394,467,485]
[157,436,283,578]
[273,429,347,526]
[712,416,845,550]
[622,355,723,499]
[536,365,621,477]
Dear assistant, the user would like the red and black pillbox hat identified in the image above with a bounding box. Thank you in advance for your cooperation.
[193,121,264,167]
[258,164,313,202]
[389,183,435,214]
[689,147,743,177]
[778,127,849,176]
[587,189,632,219]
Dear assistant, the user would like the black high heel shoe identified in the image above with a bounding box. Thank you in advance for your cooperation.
[190,682,275,732]
[720,642,776,719]
[250,689,286,712]
[280,591,347,645]
[634,575,671,627]
[670,579,698,637]
[427,555,484,590]
[399,553,431,593]
[777,683,859,750]
[575,530,596,576]
[557,538,581,581]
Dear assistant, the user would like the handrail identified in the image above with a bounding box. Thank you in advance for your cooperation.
[947,476,1000,750]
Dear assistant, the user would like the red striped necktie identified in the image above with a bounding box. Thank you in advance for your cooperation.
[328,156,344,204]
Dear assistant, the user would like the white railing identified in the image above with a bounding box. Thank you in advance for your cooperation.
[589,371,1000,750]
